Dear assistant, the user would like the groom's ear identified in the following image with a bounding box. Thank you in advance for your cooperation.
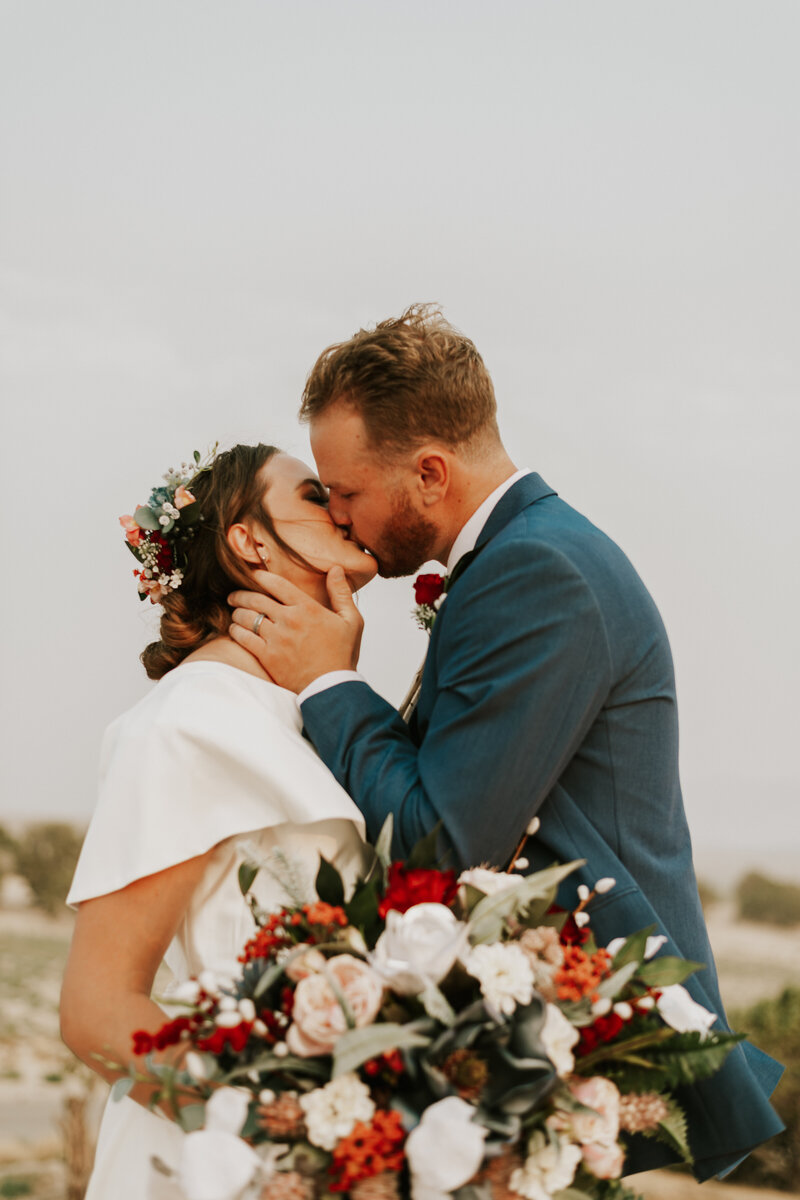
[414,450,450,507]
[226,522,268,567]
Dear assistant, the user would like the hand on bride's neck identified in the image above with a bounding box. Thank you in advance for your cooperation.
[183,636,273,682]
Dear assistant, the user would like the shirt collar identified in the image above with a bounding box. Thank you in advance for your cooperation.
[445,469,532,575]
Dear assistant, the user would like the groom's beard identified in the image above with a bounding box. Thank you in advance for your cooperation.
[369,489,438,579]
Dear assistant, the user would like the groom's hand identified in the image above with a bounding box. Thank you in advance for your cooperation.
[228,566,364,693]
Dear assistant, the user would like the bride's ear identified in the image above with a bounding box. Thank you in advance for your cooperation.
[226,523,270,568]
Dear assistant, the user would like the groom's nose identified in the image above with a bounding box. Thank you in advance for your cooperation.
[328,496,351,529]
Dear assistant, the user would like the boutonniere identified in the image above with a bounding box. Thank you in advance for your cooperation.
[413,572,448,633]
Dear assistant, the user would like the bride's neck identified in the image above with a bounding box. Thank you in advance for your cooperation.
[183,636,273,682]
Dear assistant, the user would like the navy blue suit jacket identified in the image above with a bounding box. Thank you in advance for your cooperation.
[301,473,784,1178]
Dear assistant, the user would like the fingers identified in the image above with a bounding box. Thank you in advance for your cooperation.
[326,565,359,620]
[229,596,285,631]
[229,623,271,669]
[228,571,307,610]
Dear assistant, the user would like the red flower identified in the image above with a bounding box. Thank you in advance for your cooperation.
[132,1030,154,1056]
[328,1109,406,1191]
[197,1020,253,1055]
[414,573,445,607]
[378,862,458,917]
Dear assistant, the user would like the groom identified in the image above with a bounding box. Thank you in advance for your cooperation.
[229,304,783,1178]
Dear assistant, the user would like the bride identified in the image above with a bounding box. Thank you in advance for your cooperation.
[60,442,377,1197]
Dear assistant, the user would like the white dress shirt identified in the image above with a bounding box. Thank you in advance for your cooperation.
[297,469,532,706]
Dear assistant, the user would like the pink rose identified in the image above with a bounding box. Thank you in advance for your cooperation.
[286,955,384,1057]
[285,948,327,983]
[582,1140,625,1180]
[119,514,142,547]
[569,1076,621,1148]
[174,485,196,509]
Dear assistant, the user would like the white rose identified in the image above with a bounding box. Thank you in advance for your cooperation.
[656,984,717,1040]
[176,1087,259,1200]
[458,867,524,896]
[406,1096,488,1200]
[177,1130,261,1200]
[370,903,470,996]
[541,1003,580,1077]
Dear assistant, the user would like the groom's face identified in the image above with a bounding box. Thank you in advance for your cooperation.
[310,405,438,578]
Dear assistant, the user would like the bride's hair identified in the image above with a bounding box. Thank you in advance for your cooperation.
[142,443,312,680]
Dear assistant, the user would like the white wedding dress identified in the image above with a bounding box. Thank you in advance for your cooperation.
[67,660,370,1199]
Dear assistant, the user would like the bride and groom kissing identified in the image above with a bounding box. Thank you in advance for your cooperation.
[62,304,783,1197]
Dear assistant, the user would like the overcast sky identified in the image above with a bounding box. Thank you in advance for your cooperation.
[1,1,798,874]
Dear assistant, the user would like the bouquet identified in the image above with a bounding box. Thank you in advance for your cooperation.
[121,820,742,1200]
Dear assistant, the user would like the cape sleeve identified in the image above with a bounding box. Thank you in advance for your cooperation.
[67,668,366,905]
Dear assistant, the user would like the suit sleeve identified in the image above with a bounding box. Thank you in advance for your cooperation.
[300,538,612,869]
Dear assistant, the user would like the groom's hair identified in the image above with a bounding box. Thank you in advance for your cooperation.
[300,303,499,458]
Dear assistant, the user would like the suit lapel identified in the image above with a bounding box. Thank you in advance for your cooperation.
[411,473,558,732]
[447,472,557,592]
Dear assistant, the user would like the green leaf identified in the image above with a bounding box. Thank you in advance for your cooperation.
[611,926,656,970]
[655,1095,692,1161]
[469,861,584,944]
[111,1076,135,1102]
[315,857,345,907]
[421,983,456,1026]
[344,876,382,940]
[194,450,201,463]
[179,1103,207,1133]
[332,1022,432,1077]
[374,814,394,870]
[407,822,443,869]
[636,957,704,987]
[649,1031,745,1087]
[133,505,160,531]
[220,1050,329,1084]
[594,959,640,1000]
[238,861,258,897]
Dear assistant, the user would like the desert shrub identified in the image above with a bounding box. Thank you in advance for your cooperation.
[0,824,18,882]
[696,877,719,912]
[737,871,800,927]
[729,987,800,1192]
[13,822,83,915]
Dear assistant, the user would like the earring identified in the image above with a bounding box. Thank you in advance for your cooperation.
[258,549,269,567]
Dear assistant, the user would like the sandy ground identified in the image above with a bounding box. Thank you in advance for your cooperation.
[0,900,798,1198]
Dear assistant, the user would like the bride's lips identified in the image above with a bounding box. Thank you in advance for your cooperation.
[340,529,374,557]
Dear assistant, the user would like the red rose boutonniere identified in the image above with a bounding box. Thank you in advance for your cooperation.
[413,572,447,632]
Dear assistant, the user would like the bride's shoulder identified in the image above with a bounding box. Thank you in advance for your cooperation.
[105,661,300,749]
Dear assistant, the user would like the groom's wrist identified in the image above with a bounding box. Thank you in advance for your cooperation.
[297,670,364,709]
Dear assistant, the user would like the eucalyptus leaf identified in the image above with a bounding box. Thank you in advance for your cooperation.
[421,984,456,1026]
[179,1103,207,1133]
[194,450,201,463]
[594,959,639,1000]
[636,956,703,987]
[238,862,258,897]
[111,1076,135,1102]
[133,505,160,531]
[332,1023,432,1077]
[469,861,583,944]
[315,857,345,907]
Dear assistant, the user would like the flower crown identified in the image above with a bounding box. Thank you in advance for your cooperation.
[119,446,218,604]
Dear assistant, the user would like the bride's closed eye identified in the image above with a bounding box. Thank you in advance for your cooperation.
[305,484,330,507]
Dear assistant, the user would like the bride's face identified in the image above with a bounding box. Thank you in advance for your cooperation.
[253,454,378,593]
